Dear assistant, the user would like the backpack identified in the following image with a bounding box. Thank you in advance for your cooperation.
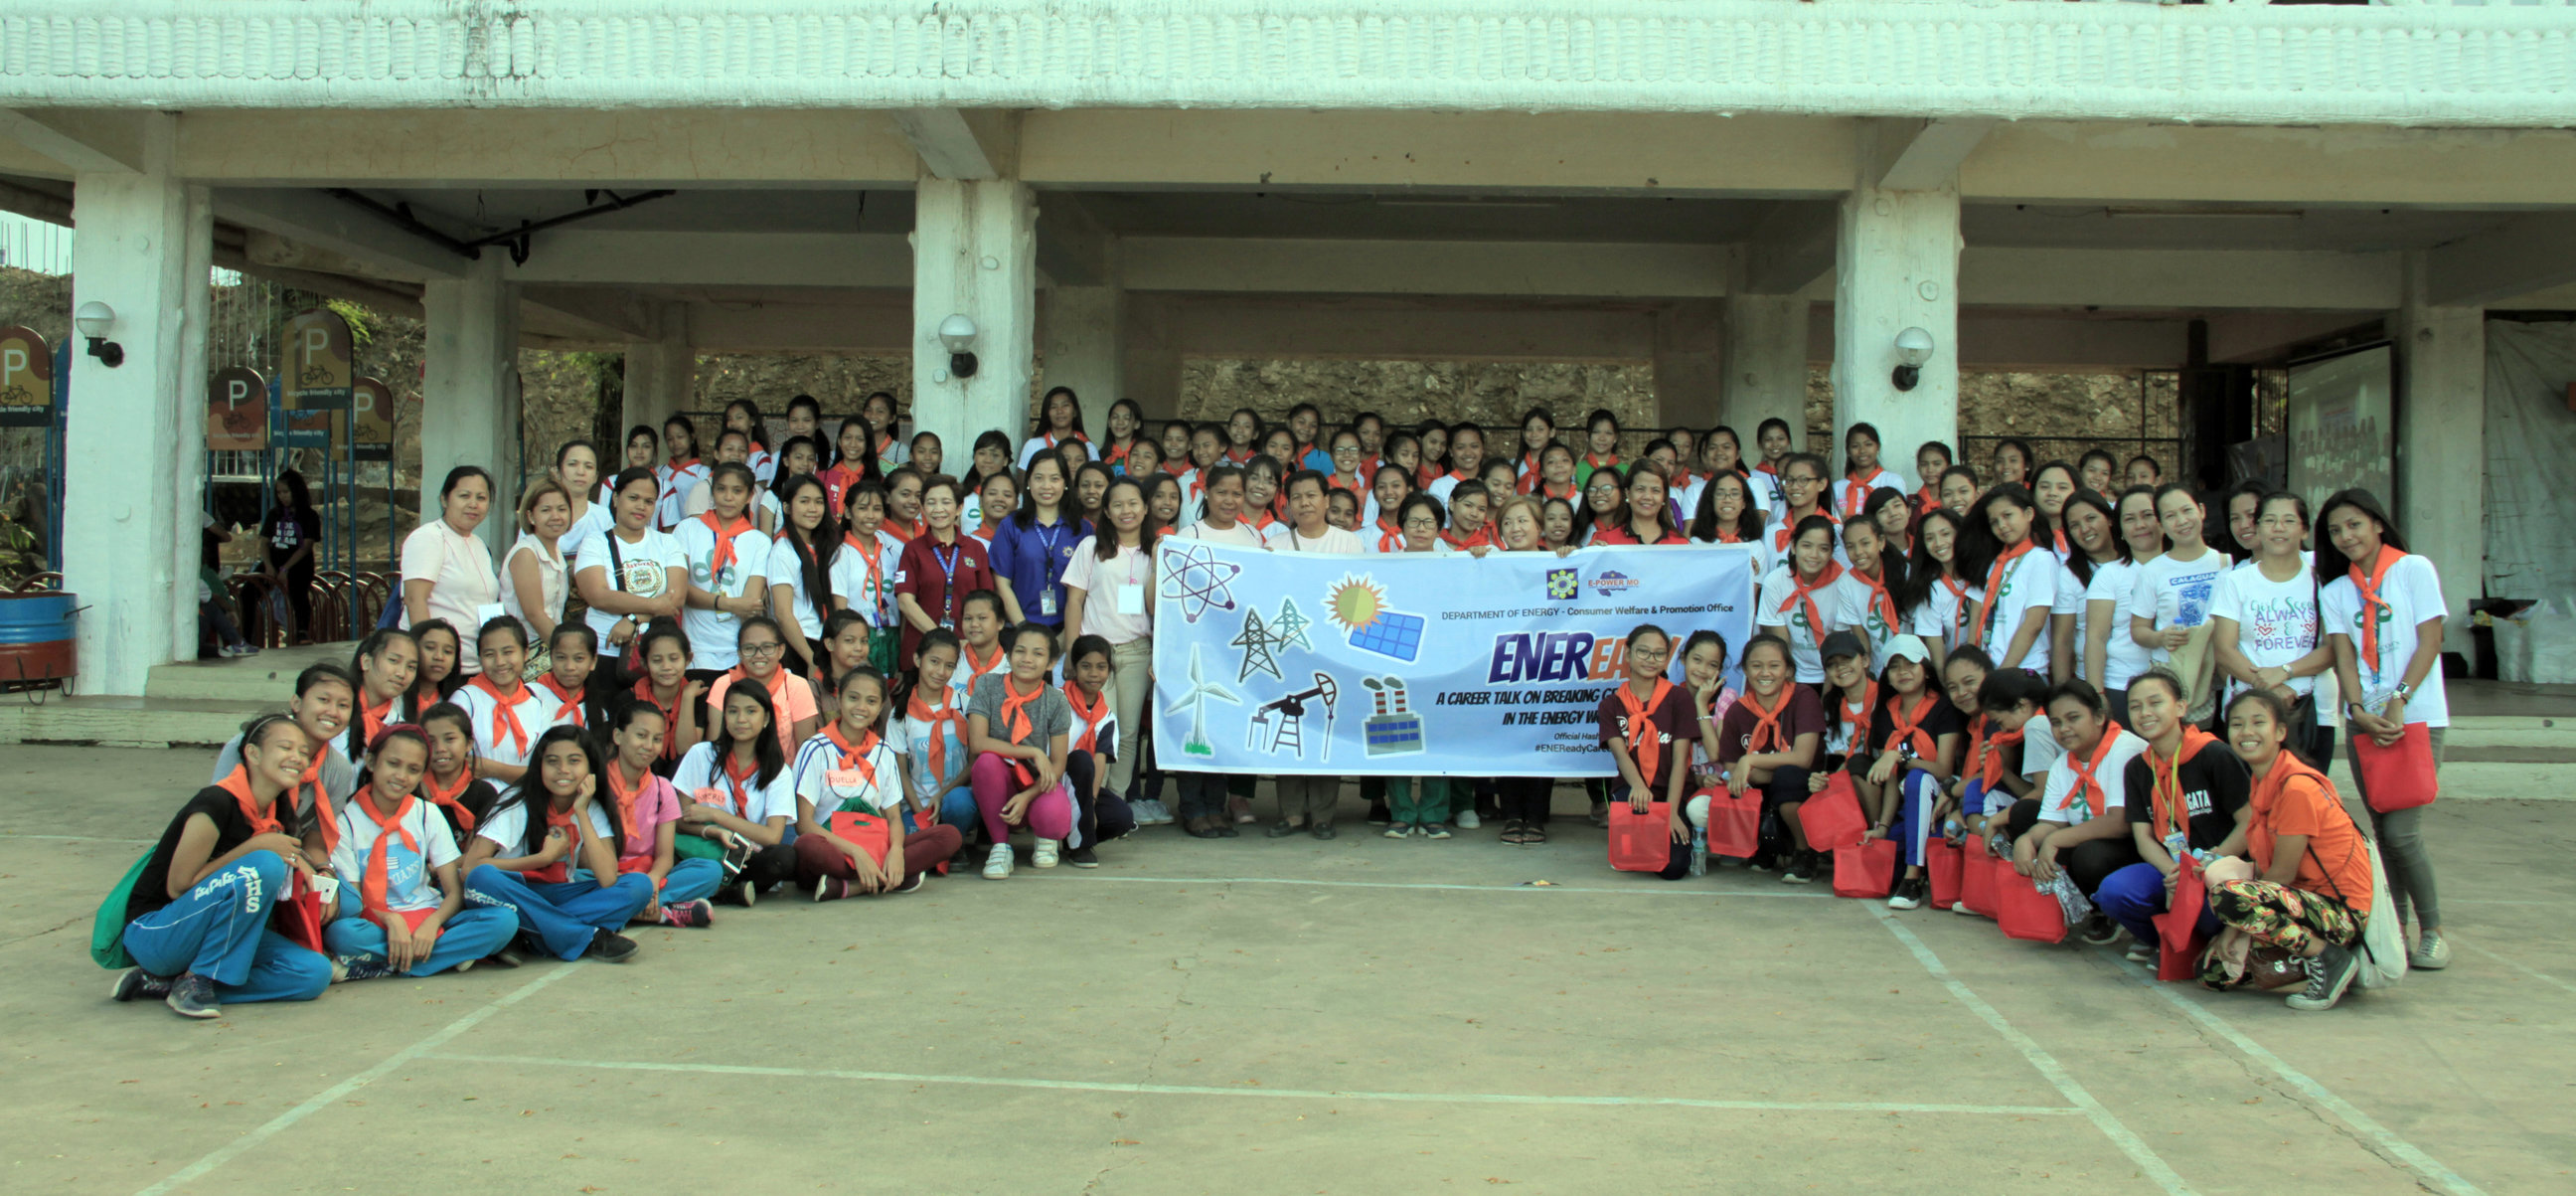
[89,852,153,969]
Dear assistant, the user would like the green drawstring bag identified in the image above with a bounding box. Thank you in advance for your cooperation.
[90,852,153,969]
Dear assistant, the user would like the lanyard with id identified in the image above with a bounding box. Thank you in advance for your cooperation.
[932,541,963,628]
[1115,548,1148,616]
[1035,522,1065,618]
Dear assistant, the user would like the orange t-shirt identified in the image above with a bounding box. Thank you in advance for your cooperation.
[2248,763,2373,910]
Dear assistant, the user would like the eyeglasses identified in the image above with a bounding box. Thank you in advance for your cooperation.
[741,642,785,656]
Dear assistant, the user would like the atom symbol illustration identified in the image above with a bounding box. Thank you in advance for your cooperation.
[1159,543,1242,623]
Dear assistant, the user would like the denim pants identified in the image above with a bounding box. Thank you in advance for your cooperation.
[120,849,331,1002]
[322,905,519,975]
[464,864,653,959]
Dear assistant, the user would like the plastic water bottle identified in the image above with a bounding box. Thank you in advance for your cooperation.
[1944,817,1964,840]
[1689,828,1708,877]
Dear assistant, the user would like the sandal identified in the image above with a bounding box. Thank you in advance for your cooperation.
[1499,819,1528,845]
[1524,824,1549,845]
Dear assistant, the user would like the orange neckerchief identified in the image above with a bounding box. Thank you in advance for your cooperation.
[820,723,884,803]
[719,750,766,818]
[1167,457,1195,476]
[1442,524,1496,551]
[467,674,532,761]
[1974,540,2038,646]
[1245,509,1280,534]
[1776,561,1846,642]
[1767,506,1838,553]
[1064,682,1110,755]
[2051,525,2069,556]
[215,766,285,837]
[1372,519,1403,554]
[1519,452,1544,491]
[355,692,397,750]
[1937,573,1970,638]
[536,673,587,727]
[1961,713,1990,784]
[999,676,1046,745]
[961,641,1007,688]
[352,785,427,931]
[1616,679,1677,789]
[1882,691,1941,761]
[1850,564,1899,633]
[1982,725,2027,788]
[665,456,703,476]
[1736,687,1792,756]
[293,748,341,853]
[2247,748,2334,869]
[631,678,686,761]
[904,688,965,782]
[698,510,754,578]
[2349,544,2406,674]
[1839,467,1880,518]
[882,515,922,545]
[2146,727,2221,845]
[2064,722,2129,819]
[422,766,478,832]
[1538,480,1578,501]
[1584,452,1622,475]
[530,800,584,884]
[1414,462,1442,489]
[842,531,887,618]
[1836,679,1881,743]
[1328,473,1367,494]
[602,760,654,873]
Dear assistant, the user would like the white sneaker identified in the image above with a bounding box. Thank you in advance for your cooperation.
[1454,810,1482,830]
[982,843,1015,880]
[1033,838,1060,868]
[1132,799,1162,826]
[1146,799,1175,825]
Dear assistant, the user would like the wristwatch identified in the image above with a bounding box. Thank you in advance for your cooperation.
[2392,682,2415,703]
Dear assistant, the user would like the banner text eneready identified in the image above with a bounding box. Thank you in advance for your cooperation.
[1151,542,1757,776]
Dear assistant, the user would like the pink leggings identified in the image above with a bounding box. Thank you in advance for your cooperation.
[972,753,1073,842]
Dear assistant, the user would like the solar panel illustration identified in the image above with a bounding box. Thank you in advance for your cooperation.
[1347,611,1424,661]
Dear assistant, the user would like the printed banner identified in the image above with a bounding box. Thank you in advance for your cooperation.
[0,324,52,427]
[1151,542,1758,776]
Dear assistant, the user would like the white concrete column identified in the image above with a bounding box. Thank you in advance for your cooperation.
[620,302,693,443]
[1831,182,1962,475]
[912,178,1036,467]
[2395,252,2485,652]
[1722,294,1812,442]
[1652,300,1725,429]
[420,255,521,556]
[64,114,212,696]
[1041,283,1122,437]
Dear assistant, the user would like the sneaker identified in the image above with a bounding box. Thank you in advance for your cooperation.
[1589,800,1610,829]
[891,870,926,894]
[1953,899,1978,916]
[983,843,1016,879]
[813,876,849,902]
[1066,845,1099,868]
[1454,810,1482,830]
[109,967,173,1003]
[660,899,714,928]
[1230,795,1257,824]
[1034,838,1061,868]
[1384,822,1413,839]
[1886,877,1927,911]
[1746,850,1777,873]
[2409,930,2451,971]
[335,955,395,982]
[2125,941,2158,964]
[165,973,221,1019]
[718,883,758,909]
[2079,914,2122,946]
[583,931,640,962]
[2287,942,2361,1012]
[1147,799,1177,826]
[1781,851,1818,884]
[1420,822,1451,840]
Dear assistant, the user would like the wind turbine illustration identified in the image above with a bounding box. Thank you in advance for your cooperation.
[1166,645,1240,759]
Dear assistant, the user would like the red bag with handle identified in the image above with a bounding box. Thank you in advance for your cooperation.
[1996,872,2069,944]
[1798,773,1867,852]
[1832,837,1898,899]
[1957,835,1999,918]
[1607,800,1674,872]
[2350,723,2439,813]
[827,810,894,867]
[274,870,329,955]
[1925,838,1964,910]
[1700,786,1762,859]
[2153,856,2210,982]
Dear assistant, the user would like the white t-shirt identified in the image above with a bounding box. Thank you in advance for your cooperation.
[500,532,566,635]
[2127,548,2228,665]
[474,797,613,855]
[1060,538,1155,644]
[2211,558,2325,708]
[827,531,903,628]
[765,536,828,641]
[559,501,615,572]
[1977,548,2063,673]
[1173,519,1267,550]
[2082,559,2154,692]
[669,741,798,825]
[674,517,773,670]
[399,519,500,667]
[1829,570,1903,665]
[2318,553,2450,728]
[454,679,550,769]
[571,525,688,643]
[1829,466,1907,520]
[1910,576,1979,654]
[2040,728,2150,825]
[1265,525,1363,556]
[790,731,906,818]
[1755,563,1834,684]
[657,461,710,532]
[892,697,973,796]
[327,795,462,914]
[948,643,1014,707]
[1018,434,1097,472]
[2017,713,2066,785]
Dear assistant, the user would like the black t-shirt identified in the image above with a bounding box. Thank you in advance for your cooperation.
[431,778,505,841]
[127,786,278,926]
[2122,739,2251,851]
[1864,693,1964,760]
[263,507,319,575]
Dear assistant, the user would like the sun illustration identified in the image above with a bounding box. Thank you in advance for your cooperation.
[1326,575,1388,632]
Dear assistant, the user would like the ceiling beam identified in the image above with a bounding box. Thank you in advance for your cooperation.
[1962,248,2402,311]
[506,231,911,287]
[1168,297,1659,363]
[518,285,660,342]
[0,108,141,174]
[1866,117,1994,192]
[2425,213,2576,307]
[1122,238,1728,298]
[889,109,1016,181]
[1739,202,1839,296]
[215,188,472,280]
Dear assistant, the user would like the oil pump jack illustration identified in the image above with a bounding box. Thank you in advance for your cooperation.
[1247,671,1339,763]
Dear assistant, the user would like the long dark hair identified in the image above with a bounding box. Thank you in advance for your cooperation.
[704,671,788,787]
[1094,476,1161,559]
[2312,487,2406,581]
[1907,507,1971,592]
[1956,483,2039,585]
[965,428,1015,495]
[1036,386,1087,439]
[1687,469,1765,543]
[1843,515,1913,614]
[2030,459,2079,546]
[830,415,885,482]
[774,473,840,627]
[407,618,464,717]
[416,701,497,823]
[1014,453,1076,531]
[349,627,418,757]
[2057,487,2126,589]
[499,724,623,857]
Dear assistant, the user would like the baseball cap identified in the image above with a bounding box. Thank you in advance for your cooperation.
[1879,634,1932,668]
[1819,630,1868,663]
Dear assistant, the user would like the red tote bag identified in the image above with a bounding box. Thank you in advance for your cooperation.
[1832,838,1899,899]
[2351,723,2439,813]
[2153,857,2210,982]
[1995,873,2069,944]
[274,870,329,955]
[1925,838,1964,910]
[1701,787,1762,859]
[1607,800,1674,873]
[1799,774,1867,852]
[1957,836,1998,918]
[827,810,895,867]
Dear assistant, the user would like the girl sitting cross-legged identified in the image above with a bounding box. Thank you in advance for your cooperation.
[670,679,802,907]
[795,663,963,900]
[322,724,519,981]
[459,726,653,962]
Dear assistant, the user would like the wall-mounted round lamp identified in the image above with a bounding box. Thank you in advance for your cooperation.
[75,300,123,368]
[938,313,979,380]
[1891,326,1934,392]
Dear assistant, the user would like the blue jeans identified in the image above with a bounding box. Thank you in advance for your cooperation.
[570,858,724,905]
[120,850,331,1003]
[2095,861,2221,948]
[903,785,978,835]
[1887,769,1940,869]
[322,906,519,976]
[464,865,652,960]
